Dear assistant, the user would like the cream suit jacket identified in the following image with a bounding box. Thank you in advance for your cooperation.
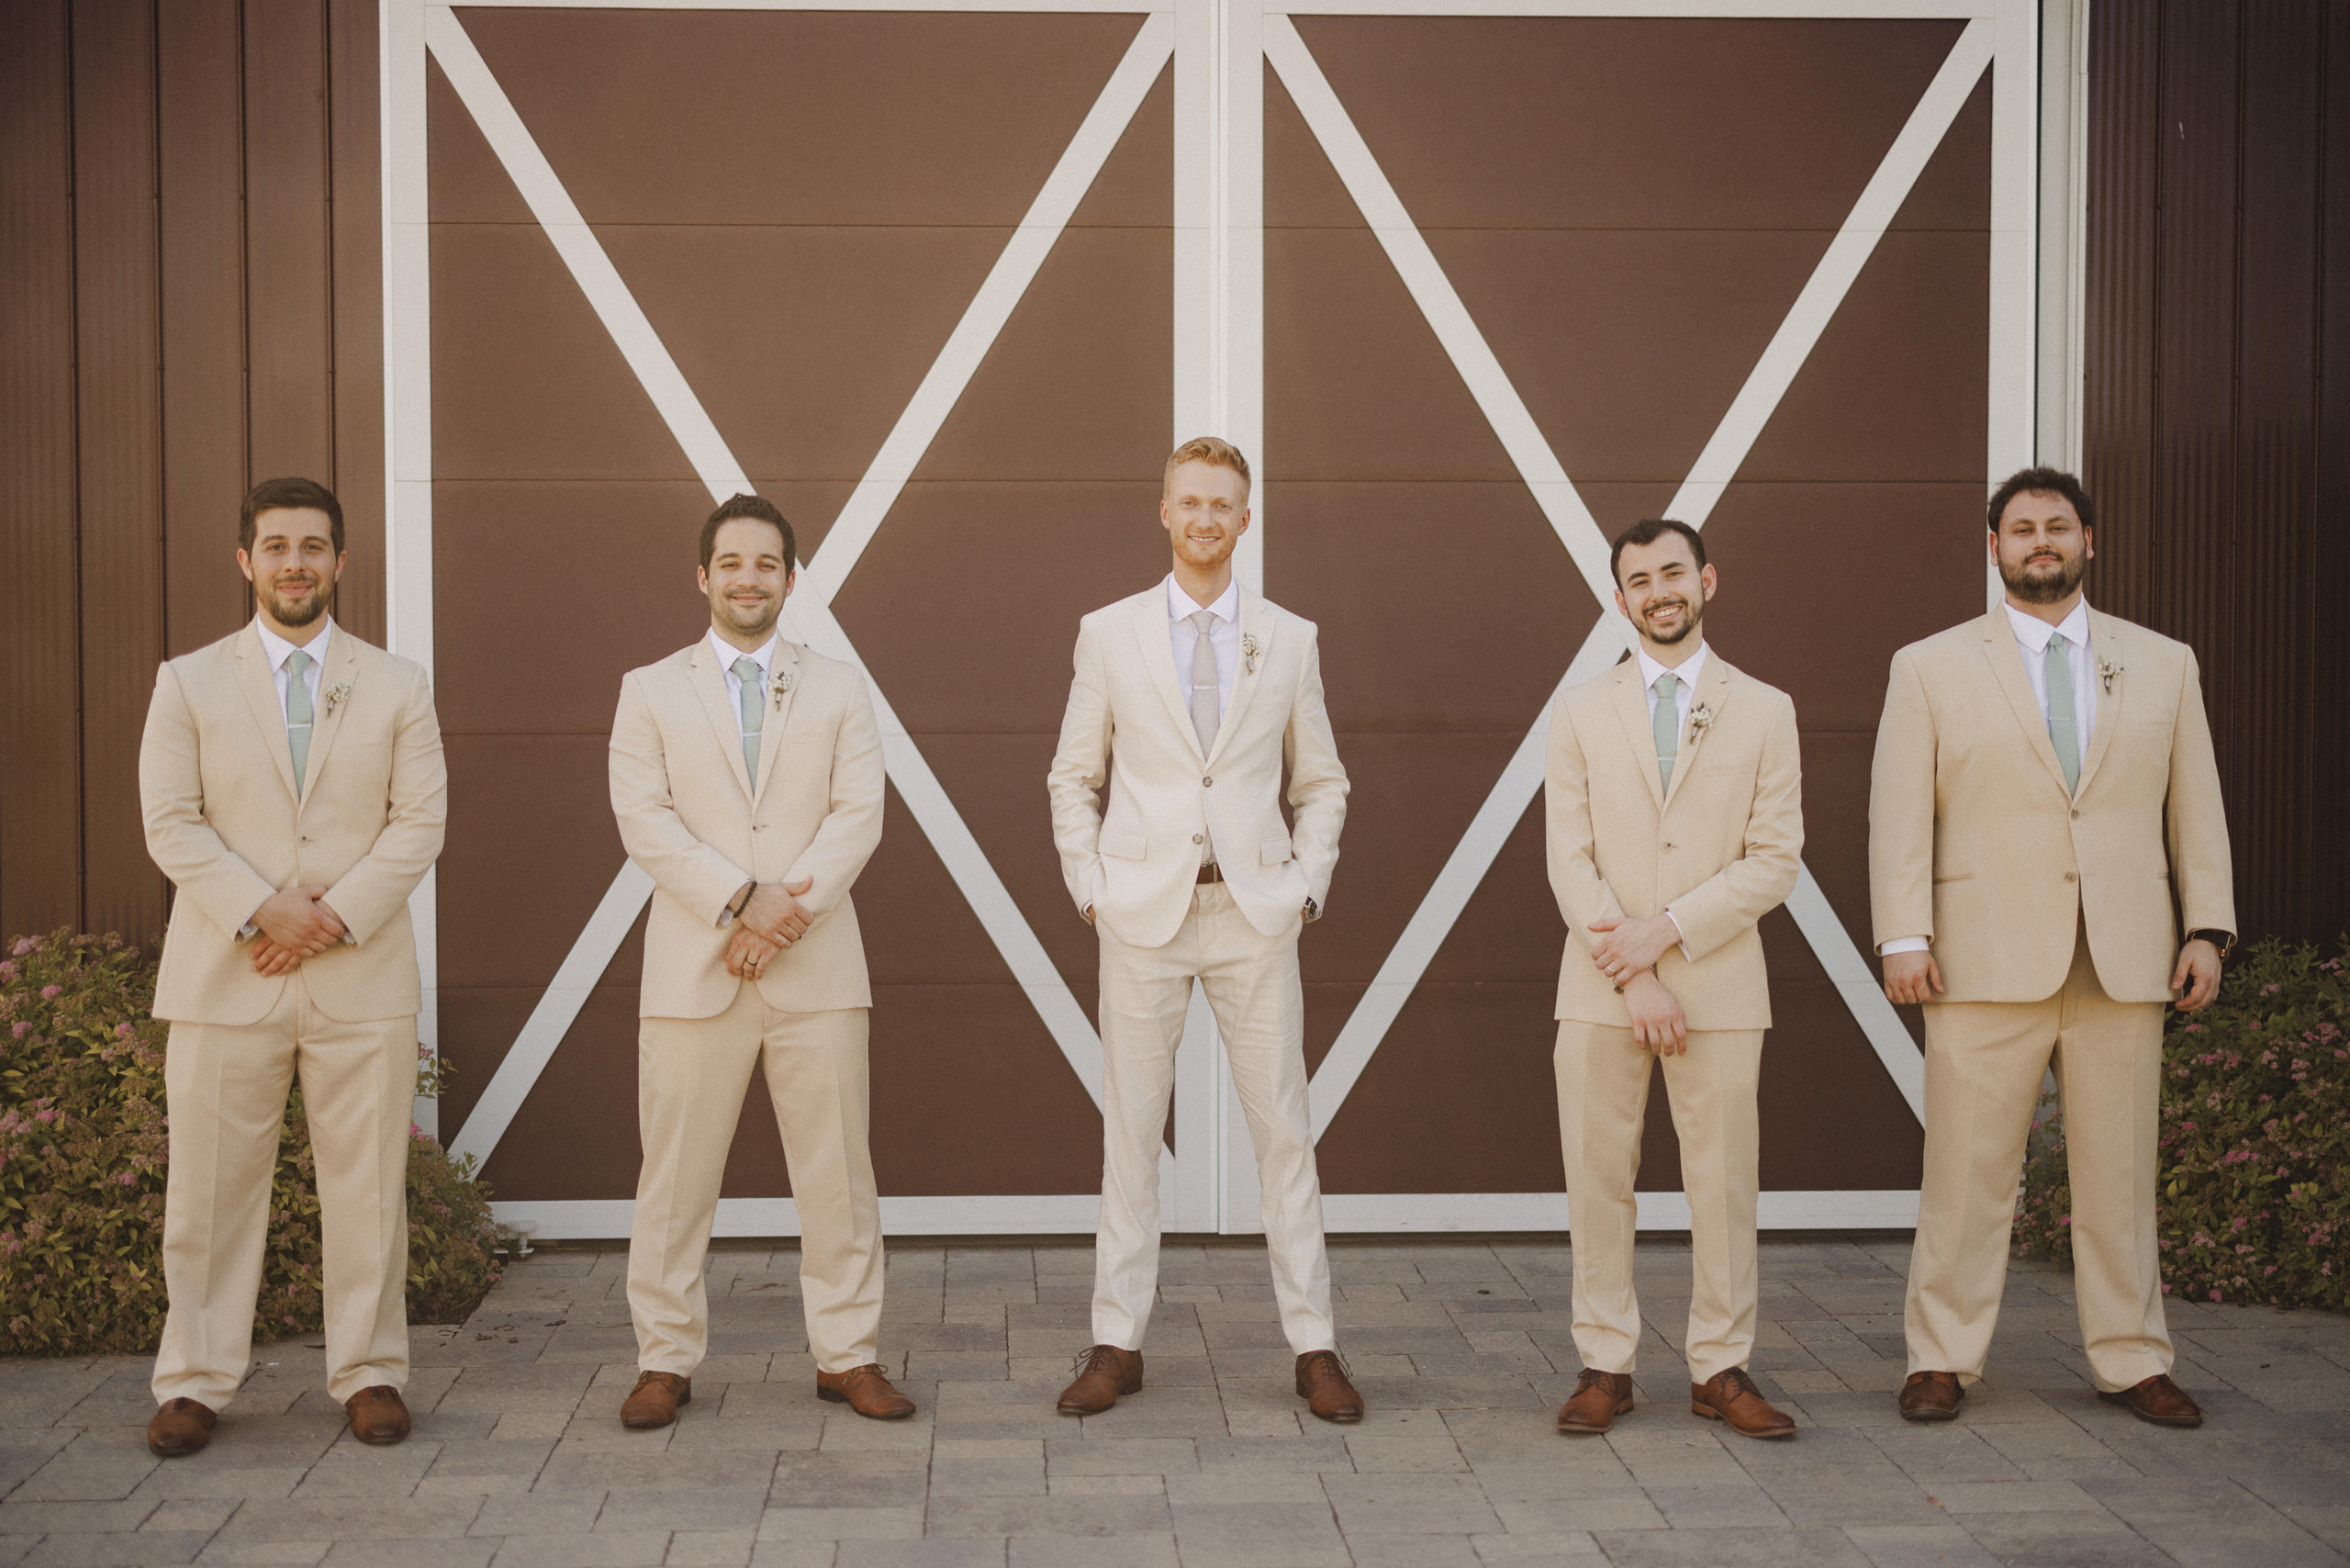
[1545,652,1803,1031]
[1868,607,2233,1004]
[1048,585,1348,948]
[140,622,446,1026]
[610,637,883,1020]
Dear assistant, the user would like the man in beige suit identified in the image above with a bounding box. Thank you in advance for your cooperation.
[139,477,447,1457]
[1046,438,1360,1422]
[609,493,912,1428]
[1874,467,2232,1428]
[1545,519,1804,1440]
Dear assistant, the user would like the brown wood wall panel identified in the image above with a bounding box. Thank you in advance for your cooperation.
[2084,0,2350,947]
[327,0,385,645]
[243,0,337,491]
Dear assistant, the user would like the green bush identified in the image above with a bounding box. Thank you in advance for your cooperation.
[0,929,499,1355]
[2015,937,2350,1310]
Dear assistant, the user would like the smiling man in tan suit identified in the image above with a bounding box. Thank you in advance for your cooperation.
[1545,519,1804,1440]
[139,477,447,1458]
[608,493,911,1429]
[1874,466,2232,1428]
[1046,437,1359,1423]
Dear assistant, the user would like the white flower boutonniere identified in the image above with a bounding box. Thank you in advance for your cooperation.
[769,671,794,711]
[1240,633,1261,675]
[2097,654,2122,695]
[1686,702,1715,743]
[323,684,352,714]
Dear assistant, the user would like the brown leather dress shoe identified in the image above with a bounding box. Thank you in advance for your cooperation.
[1295,1350,1364,1423]
[1557,1368,1634,1434]
[817,1363,916,1419]
[620,1371,690,1429]
[146,1398,218,1458]
[344,1385,411,1446]
[1691,1367,1796,1439]
[1057,1345,1143,1416]
[1898,1370,1964,1422]
[2098,1373,2202,1428]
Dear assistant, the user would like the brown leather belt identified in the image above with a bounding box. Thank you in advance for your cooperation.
[1196,863,1223,885]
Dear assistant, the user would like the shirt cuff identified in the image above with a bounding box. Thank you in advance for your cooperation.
[1879,935,1931,956]
[1663,910,1692,963]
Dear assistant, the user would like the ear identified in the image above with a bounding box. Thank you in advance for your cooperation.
[696,565,711,594]
[2083,525,2094,560]
[781,567,797,599]
[1697,562,1718,601]
[332,549,349,578]
[237,548,255,584]
[1613,587,1630,622]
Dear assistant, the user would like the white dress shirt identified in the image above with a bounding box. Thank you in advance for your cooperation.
[709,629,779,740]
[254,616,333,722]
[1880,599,2098,957]
[1166,574,1239,722]
[1633,641,1707,960]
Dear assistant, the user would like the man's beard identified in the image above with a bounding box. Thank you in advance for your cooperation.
[1641,596,1702,645]
[2000,550,2086,605]
[265,577,332,628]
[715,594,780,639]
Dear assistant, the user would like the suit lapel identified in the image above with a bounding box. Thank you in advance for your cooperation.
[1205,588,1269,769]
[751,642,800,803]
[1130,590,1206,764]
[2075,609,2126,796]
[1661,655,1733,812]
[1980,609,2074,797]
[691,639,756,801]
[1609,662,1667,812]
[231,624,303,804]
[297,633,362,809]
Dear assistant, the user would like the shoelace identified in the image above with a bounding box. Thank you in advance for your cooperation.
[1712,1366,1762,1400]
[1070,1345,1125,1379]
[1574,1367,1620,1394]
[1299,1349,1352,1383]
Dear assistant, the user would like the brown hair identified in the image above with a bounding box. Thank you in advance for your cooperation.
[1987,466,2096,532]
[1608,518,1706,586]
[1163,436,1252,499]
[699,493,796,572]
[240,476,344,554]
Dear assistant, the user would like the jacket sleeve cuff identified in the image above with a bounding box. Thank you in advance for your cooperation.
[1878,935,1931,956]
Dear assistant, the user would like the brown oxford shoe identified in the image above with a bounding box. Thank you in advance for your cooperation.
[1557,1368,1635,1434]
[1296,1350,1364,1423]
[620,1371,690,1429]
[2098,1373,2202,1428]
[1057,1345,1144,1416]
[1898,1370,1964,1422]
[817,1363,916,1420]
[146,1398,218,1458]
[344,1385,411,1446]
[1691,1367,1796,1439]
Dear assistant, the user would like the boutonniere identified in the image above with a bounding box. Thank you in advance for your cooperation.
[1240,633,1260,675]
[1686,703,1715,742]
[769,671,794,711]
[2096,654,2122,694]
[323,684,351,714]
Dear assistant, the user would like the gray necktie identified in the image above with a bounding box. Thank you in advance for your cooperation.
[1651,671,1680,792]
[1188,610,1220,756]
[733,656,764,781]
[2045,633,2079,794]
[285,649,314,799]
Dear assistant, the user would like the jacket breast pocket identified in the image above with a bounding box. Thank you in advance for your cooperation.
[1099,829,1147,861]
[1259,835,1293,866]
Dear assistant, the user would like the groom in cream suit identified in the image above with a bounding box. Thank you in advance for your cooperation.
[1046,438,1360,1422]
[139,477,447,1457]
[1545,519,1804,1440]
[608,494,912,1428]
[1874,467,2232,1428]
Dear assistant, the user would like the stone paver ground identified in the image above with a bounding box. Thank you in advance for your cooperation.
[1,1237,2345,1567]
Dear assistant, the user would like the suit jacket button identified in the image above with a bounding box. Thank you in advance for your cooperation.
[1662,843,1673,851]
[2064,871,2078,882]
[1203,776,1213,787]
[1192,834,1203,845]
[2071,809,2081,820]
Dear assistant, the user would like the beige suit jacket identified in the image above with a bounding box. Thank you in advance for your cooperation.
[1868,606,2234,1003]
[140,622,446,1025]
[1546,652,1804,1030]
[610,637,883,1020]
[1048,584,1348,948]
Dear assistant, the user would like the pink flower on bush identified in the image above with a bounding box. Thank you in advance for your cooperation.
[9,1024,25,1039]
[9,937,33,957]
[38,986,59,1001]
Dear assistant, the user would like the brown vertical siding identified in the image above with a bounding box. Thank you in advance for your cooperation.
[0,0,383,947]
[2084,0,2350,946]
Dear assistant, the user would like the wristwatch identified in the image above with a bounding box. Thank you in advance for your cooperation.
[2186,929,2234,959]
[1302,898,1320,924]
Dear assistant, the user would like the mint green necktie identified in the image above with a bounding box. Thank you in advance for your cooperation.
[733,656,764,780]
[1651,671,1680,791]
[285,650,314,799]
[2045,633,2079,795]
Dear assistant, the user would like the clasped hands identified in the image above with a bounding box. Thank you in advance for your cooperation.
[248,885,345,976]
[1588,914,1688,1056]
[725,877,815,980]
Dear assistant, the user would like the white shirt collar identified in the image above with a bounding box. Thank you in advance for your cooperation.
[708,628,778,679]
[2004,598,2091,652]
[1635,639,1707,693]
[1167,573,1240,625]
[254,616,333,671]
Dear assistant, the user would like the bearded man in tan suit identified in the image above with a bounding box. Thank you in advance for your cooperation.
[1545,519,1804,1440]
[1874,467,2232,1428]
[138,477,447,1458]
[608,493,911,1429]
[1046,438,1360,1423]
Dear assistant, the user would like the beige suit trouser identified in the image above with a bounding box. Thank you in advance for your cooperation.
[153,974,414,1408]
[629,985,883,1375]
[1094,883,1335,1354]
[1555,1021,1765,1384]
[1905,930,2170,1391]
